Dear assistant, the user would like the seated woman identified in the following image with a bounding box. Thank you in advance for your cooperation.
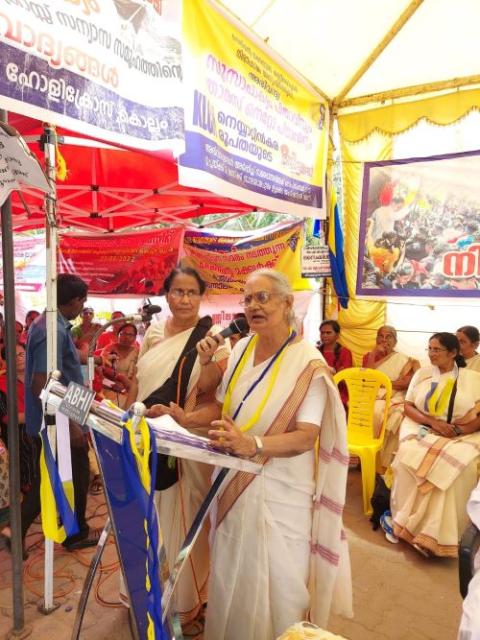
[457,325,480,372]
[391,332,480,557]
[100,322,139,408]
[362,325,419,469]
[317,320,353,409]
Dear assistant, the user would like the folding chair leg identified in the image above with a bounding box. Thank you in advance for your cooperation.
[359,450,377,516]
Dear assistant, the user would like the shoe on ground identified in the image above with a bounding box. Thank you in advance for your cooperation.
[380,510,399,544]
[63,528,102,552]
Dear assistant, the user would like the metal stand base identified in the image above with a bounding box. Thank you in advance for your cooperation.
[37,600,60,615]
[71,520,112,640]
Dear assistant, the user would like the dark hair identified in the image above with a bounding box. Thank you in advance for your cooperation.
[57,273,88,305]
[320,320,341,335]
[163,266,206,295]
[25,310,39,322]
[118,322,138,337]
[430,332,466,368]
[457,325,480,344]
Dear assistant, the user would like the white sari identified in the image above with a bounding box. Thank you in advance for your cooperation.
[392,366,480,556]
[204,338,352,640]
[370,351,417,469]
[136,319,228,622]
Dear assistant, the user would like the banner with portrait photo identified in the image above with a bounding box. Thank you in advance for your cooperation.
[179,0,328,218]
[357,150,480,298]
[0,0,184,152]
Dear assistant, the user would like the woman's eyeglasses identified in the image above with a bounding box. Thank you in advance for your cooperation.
[426,347,448,354]
[240,291,282,307]
[169,289,201,300]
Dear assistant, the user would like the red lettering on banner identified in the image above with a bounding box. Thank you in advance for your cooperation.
[443,244,480,277]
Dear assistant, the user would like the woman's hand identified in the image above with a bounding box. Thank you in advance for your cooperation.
[208,415,256,458]
[429,418,457,438]
[196,332,223,365]
[146,402,187,427]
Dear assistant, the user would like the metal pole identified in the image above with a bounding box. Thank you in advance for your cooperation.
[0,109,26,633]
[42,124,58,613]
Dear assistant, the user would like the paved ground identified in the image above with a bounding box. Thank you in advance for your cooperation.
[0,469,464,640]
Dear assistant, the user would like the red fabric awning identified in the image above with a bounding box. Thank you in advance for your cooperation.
[9,114,252,232]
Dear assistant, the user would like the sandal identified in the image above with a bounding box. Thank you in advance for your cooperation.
[182,618,204,638]
[89,475,103,496]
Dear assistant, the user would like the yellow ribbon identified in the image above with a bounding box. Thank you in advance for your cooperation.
[123,415,156,640]
[223,333,292,433]
[427,377,455,417]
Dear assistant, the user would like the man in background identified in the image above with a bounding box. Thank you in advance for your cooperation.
[21,274,99,554]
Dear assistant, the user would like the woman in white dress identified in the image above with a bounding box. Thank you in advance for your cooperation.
[457,325,480,373]
[392,332,480,557]
[170,269,352,640]
[362,325,419,469]
[126,266,229,629]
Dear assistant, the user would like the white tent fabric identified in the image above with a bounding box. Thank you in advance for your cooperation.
[221,0,480,104]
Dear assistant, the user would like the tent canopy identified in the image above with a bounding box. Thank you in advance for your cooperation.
[222,0,480,108]
[8,114,252,233]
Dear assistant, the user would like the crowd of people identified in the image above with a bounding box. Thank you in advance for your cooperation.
[363,191,480,291]
[0,265,479,638]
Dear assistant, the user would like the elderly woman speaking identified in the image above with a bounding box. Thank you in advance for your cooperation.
[173,268,352,640]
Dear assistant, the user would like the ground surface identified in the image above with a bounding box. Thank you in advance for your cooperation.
[0,469,464,640]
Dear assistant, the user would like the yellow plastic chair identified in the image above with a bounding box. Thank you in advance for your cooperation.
[333,367,392,516]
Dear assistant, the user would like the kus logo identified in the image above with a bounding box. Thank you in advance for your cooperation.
[443,243,480,277]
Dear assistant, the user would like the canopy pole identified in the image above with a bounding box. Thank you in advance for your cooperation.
[334,0,424,104]
[0,110,29,638]
[338,74,480,109]
[42,124,58,614]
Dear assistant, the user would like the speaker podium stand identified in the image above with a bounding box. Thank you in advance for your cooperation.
[41,375,261,640]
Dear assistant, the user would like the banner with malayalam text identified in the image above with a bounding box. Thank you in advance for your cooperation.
[179,0,328,218]
[182,221,310,294]
[58,227,182,295]
[358,150,480,297]
[0,0,184,151]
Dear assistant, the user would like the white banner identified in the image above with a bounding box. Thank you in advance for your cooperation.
[0,0,184,152]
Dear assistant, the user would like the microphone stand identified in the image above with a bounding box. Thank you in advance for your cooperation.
[87,314,142,390]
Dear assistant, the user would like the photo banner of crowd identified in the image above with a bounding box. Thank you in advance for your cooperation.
[357,150,480,297]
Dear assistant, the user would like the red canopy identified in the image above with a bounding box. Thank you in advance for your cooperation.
[9,114,252,232]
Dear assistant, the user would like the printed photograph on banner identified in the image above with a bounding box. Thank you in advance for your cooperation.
[58,228,182,295]
[183,221,311,294]
[357,150,480,297]
[0,0,184,150]
[179,1,328,218]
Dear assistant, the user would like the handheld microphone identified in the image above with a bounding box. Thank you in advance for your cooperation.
[212,317,249,343]
[141,304,162,321]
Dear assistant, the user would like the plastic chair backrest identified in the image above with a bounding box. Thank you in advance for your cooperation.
[333,367,392,443]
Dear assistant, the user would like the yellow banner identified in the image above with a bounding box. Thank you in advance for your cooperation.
[183,222,311,294]
[179,0,329,218]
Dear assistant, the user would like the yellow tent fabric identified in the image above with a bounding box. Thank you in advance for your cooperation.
[325,132,392,364]
[338,87,480,143]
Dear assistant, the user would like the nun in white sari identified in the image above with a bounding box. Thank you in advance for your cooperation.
[184,269,352,640]
[362,325,419,469]
[126,266,229,627]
